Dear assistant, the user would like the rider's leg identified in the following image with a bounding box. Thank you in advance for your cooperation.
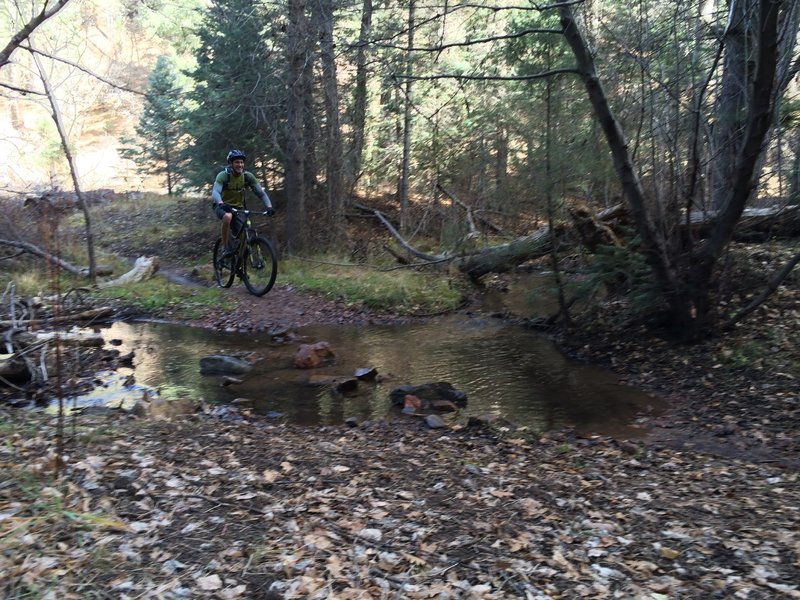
[221,212,232,249]
[226,211,245,255]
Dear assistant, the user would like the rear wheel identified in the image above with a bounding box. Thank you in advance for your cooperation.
[241,236,278,296]
[213,238,235,288]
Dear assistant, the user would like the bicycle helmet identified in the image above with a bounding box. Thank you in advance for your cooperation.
[227,149,246,163]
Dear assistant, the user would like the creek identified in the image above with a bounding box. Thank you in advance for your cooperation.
[78,309,663,438]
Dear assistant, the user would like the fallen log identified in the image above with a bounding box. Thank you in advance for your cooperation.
[0,354,28,380]
[688,205,800,239]
[0,238,113,276]
[452,225,557,280]
[0,306,114,328]
[359,196,796,281]
[98,256,160,288]
[15,330,105,347]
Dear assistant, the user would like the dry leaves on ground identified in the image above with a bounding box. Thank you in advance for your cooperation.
[1,412,798,599]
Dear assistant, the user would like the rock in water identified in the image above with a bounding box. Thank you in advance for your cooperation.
[200,355,253,375]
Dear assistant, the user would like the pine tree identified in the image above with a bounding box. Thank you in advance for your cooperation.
[120,56,186,195]
[180,0,286,190]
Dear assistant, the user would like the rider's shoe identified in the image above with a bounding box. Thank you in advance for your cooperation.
[221,240,238,259]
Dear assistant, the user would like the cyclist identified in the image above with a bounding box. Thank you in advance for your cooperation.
[211,149,275,259]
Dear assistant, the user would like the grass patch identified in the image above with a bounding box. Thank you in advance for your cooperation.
[280,256,464,314]
[93,277,232,319]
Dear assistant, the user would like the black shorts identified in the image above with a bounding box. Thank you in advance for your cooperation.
[213,203,246,237]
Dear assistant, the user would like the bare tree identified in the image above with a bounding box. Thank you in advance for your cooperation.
[558,0,793,338]
[0,0,71,70]
[30,47,97,281]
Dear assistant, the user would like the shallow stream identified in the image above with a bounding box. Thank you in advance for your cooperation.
[79,312,663,438]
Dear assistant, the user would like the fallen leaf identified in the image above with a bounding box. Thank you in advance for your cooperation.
[659,547,680,560]
[196,574,222,590]
[262,469,280,483]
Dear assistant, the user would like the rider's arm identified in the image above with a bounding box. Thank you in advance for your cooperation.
[253,184,273,209]
[211,181,224,205]
[211,171,228,205]
[245,172,273,209]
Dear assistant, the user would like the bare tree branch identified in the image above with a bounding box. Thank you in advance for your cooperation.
[0,238,88,276]
[353,202,449,262]
[0,0,72,69]
[722,251,800,330]
[0,82,45,95]
[417,1,582,10]
[359,0,579,47]
[436,182,504,234]
[395,67,578,82]
[21,44,145,95]
[364,27,563,52]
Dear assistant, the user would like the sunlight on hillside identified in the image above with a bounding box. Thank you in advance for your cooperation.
[0,0,198,195]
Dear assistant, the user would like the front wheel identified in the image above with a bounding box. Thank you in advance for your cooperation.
[241,236,278,296]
[213,238,235,288]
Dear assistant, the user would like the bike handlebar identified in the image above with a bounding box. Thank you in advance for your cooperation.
[231,206,275,217]
[230,207,274,217]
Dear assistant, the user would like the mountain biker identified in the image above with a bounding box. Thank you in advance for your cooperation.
[211,149,275,259]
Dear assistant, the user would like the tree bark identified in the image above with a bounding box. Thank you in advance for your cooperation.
[710,0,753,212]
[398,0,415,234]
[455,227,556,280]
[350,0,372,186]
[315,0,344,217]
[697,0,782,267]
[286,0,308,252]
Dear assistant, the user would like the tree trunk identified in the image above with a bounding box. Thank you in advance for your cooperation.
[695,0,783,266]
[315,0,344,218]
[710,0,753,212]
[301,16,318,202]
[455,227,557,280]
[285,0,308,252]
[398,0,415,234]
[544,44,571,326]
[558,0,788,339]
[557,3,685,319]
[350,0,372,186]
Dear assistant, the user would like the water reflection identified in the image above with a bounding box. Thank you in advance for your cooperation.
[84,317,663,437]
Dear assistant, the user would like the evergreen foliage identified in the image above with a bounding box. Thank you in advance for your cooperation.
[180,0,286,191]
[119,56,186,195]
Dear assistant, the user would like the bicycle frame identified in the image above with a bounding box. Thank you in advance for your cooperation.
[230,208,269,263]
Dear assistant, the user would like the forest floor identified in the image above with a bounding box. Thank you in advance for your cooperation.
[1,202,799,598]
